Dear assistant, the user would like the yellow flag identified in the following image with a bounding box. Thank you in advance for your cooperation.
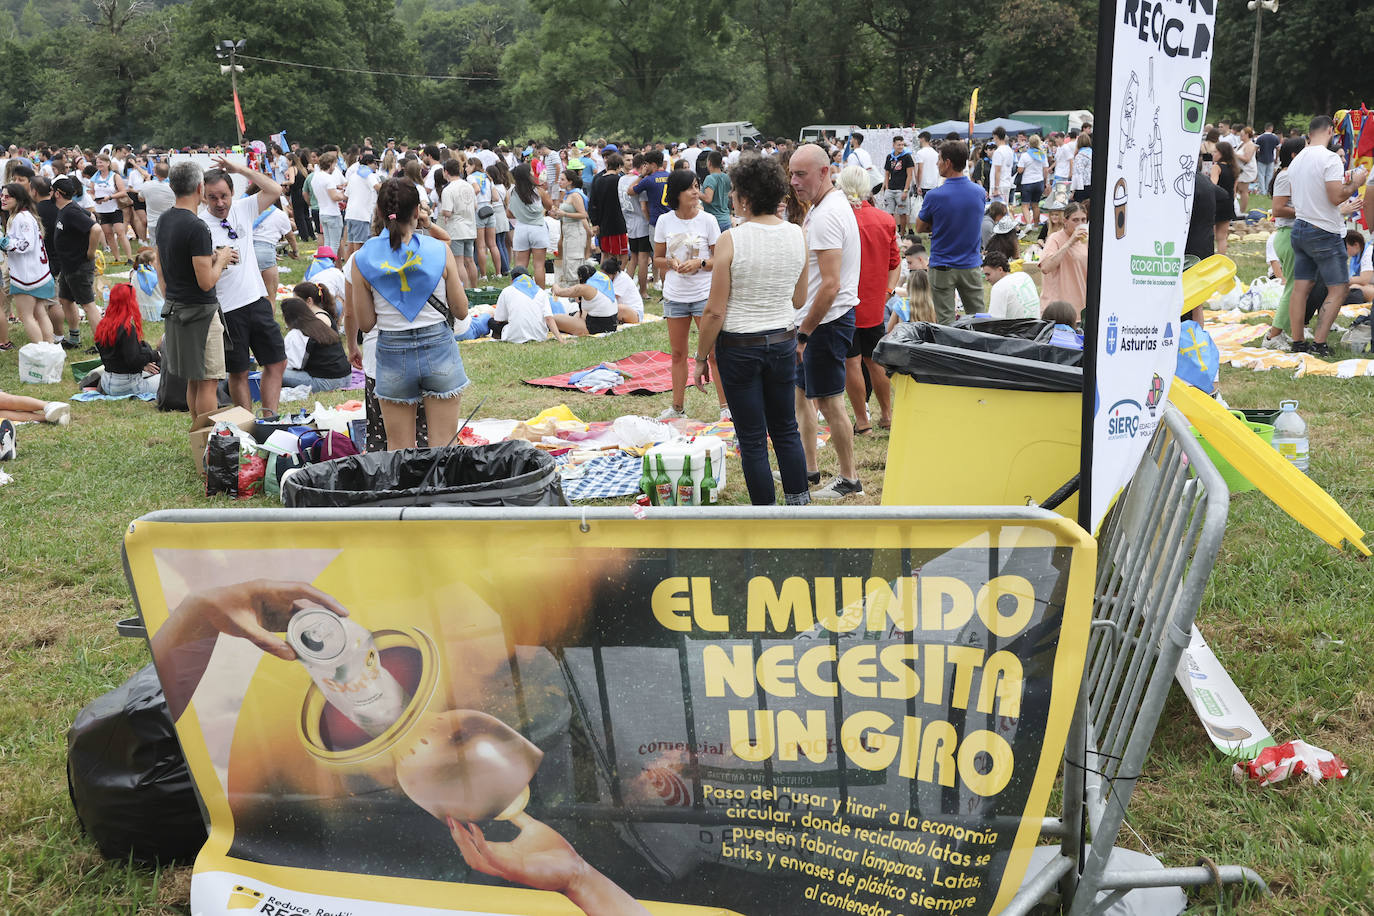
[969,88,980,139]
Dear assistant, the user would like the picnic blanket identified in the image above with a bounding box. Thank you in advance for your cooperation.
[70,390,155,402]
[558,452,643,501]
[1207,320,1374,378]
[525,350,675,394]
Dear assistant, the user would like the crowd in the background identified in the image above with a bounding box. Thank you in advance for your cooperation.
[0,116,1368,498]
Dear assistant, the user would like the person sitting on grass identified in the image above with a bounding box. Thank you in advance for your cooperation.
[280,296,353,392]
[551,263,621,336]
[93,283,161,397]
[0,390,69,426]
[599,257,643,324]
[1345,230,1372,304]
[491,268,565,343]
[884,268,935,334]
[1041,299,1083,350]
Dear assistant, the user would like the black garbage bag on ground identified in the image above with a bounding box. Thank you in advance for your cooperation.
[281,439,568,508]
[873,321,1082,393]
[66,663,206,864]
[952,315,1057,342]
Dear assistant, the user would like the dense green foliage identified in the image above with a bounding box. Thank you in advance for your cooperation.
[0,0,1360,148]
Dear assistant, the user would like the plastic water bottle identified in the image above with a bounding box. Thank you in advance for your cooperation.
[1271,400,1309,472]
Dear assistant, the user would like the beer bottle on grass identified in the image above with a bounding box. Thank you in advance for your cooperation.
[677,456,695,507]
[655,454,675,506]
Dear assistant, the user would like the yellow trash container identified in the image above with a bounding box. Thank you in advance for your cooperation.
[873,323,1083,515]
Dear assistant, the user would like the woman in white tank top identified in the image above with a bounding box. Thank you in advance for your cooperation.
[692,155,811,506]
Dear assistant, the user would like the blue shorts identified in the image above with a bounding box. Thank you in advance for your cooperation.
[346,219,372,244]
[1290,220,1350,286]
[796,308,855,400]
[663,298,708,319]
[374,322,468,404]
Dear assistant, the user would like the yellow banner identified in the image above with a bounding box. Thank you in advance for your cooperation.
[124,511,1094,916]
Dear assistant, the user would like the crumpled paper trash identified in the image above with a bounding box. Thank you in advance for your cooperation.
[1232,740,1349,788]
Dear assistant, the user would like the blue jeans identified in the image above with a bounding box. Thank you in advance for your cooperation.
[282,368,353,392]
[1255,160,1275,196]
[715,330,811,505]
[99,371,159,398]
[320,214,343,252]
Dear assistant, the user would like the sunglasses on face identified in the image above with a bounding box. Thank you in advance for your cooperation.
[220,218,238,240]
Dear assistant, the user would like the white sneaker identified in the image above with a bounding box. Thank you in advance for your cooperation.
[0,420,15,460]
[658,406,687,420]
[1261,331,1291,351]
[812,476,864,500]
[719,407,732,421]
[43,402,70,426]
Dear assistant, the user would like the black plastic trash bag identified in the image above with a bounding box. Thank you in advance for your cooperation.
[66,663,206,864]
[952,315,1057,342]
[873,321,1082,393]
[282,440,568,508]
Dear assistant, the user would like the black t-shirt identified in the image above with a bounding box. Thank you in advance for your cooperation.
[1255,132,1281,164]
[52,201,96,273]
[587,171,627,236]
[1186,170,1219,260]
[885,151,916,188]
[156,206,218,305]
[36,199,59,249]
[304,337,352,379]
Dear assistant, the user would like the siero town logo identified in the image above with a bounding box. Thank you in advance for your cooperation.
[1106,398,1143,441]
[1106,314,1119,355]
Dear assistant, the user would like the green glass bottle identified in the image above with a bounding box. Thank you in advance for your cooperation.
[655,454,675,506]
[677,456,695,507]
[700,453,718,505]
[640,453,657,505]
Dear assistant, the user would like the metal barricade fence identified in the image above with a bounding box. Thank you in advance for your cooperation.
[1000,404,1268,915]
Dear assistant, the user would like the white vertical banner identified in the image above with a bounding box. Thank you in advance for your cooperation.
[1084,0,1217,532]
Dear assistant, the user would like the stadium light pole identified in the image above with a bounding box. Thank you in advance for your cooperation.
[215,39,247,149]
[1245,0,1278,128]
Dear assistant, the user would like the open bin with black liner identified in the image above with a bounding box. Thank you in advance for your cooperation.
[281,440,568,508]
[872,321,1083,515]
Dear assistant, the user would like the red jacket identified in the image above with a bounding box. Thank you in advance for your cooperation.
[855,201,899,328]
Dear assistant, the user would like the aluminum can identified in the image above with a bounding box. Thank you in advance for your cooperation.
[287,609,410,737]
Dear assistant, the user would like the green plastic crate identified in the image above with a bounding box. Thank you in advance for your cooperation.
[466,286,501,306]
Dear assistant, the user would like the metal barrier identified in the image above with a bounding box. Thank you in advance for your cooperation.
[1001,404,1269,915]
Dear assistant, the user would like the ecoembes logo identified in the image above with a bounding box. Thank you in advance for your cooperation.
[224,883,352,915]
[1129,240,1181,282]
[226,886,264,910]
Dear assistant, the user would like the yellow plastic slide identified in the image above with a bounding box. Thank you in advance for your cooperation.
[1170,381,1371,555]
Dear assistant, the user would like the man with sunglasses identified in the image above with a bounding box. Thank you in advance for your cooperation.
[200,157,288,414]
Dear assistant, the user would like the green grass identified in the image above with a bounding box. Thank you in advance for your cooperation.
[1,226,1370,914]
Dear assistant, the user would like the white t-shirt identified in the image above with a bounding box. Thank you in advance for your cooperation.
[441,180,477,241]
[90,170,120,213]
[917,145,940,190]
[202,196,269,312]
[847,147,873,171]
[1265,232,1279,266]
[801,189,860,324]
[476,149,499,169]
[611,270,644,317]
[252,205,292,245]
[312,169,344,218]
[344,164,380,223]
[619,173,650,239]
[1054,144,1074,179]
[1353,243,1373,277]
[988,271,1041,319]
[310,265,346,309]
[1271,169,1294,228]
[140,180,175,235]
[424,163,443,204]
[1070,148,1092,192]
[1288,145,1345,235]
[469,170,493,205]
[493,284,554,343]
[653,209,721,302]
[991,145,1015,193]
[679,146,704,171]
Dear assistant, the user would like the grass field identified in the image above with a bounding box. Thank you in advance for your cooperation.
[1,221,1371,915]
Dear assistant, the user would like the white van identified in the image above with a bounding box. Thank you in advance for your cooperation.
[697,121,764,146]
[798,124,858,143]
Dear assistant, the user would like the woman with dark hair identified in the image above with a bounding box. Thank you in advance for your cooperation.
[487,162,512,276]
[93,283,160,397]
[293,280,339,321]
[280,296,353,391]
[550,263,619,335]
[692,153,810,505]
[1209,141,1238,254]
[555,169,590,285]
[653,168,726,419]
[350,178,468,449]
[508,163,552,285]
[0,182,55,344]
[288,153,315,242]
[90,153,132,263]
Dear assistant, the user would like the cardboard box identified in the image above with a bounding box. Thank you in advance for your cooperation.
[190,406,257,476]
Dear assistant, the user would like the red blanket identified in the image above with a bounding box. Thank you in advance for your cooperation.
[524,350,675,395]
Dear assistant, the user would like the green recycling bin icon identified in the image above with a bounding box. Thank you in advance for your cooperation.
[1179,76,1206,134]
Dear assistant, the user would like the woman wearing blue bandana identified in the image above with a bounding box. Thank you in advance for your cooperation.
[351,179,469,449]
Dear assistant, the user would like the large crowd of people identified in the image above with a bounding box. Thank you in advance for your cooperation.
[0,116,1369,498]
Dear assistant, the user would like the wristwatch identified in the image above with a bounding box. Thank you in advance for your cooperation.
[797,332,810,343]
[700,258,708,270]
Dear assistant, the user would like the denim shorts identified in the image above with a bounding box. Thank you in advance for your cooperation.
[450,238,476,259]
[512,222,550,252]
[374,321,468,404]
[346,218,372,244]
[253,240,277,270]
[796,308,855,399]
[1290,220,1350,286]
[663,298,708,319]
